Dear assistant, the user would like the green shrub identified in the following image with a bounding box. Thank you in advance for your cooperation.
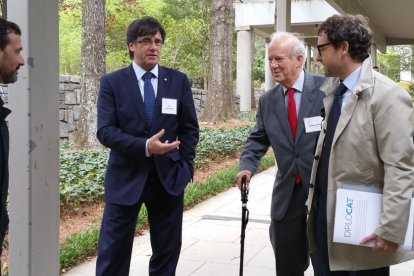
[60,150,108,207]
[195,125,252,167]
[238,111,256,122]
[409,82,414,100]
[60,124,254,207]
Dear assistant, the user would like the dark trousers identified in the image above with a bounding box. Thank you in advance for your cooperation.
[96,172,184,276]
[269,183,310,276]
[312,193,389,276]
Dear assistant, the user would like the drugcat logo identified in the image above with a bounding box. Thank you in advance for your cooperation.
[344,197,353,237]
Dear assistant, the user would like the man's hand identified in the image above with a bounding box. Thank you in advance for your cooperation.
[360,233,399,253]
[236,170,252,191]
[148,129,180,155]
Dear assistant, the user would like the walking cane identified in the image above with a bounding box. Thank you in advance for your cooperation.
[239,175,249,276]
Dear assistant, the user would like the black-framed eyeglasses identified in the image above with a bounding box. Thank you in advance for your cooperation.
[317,42,333,56]
[134,39,164,47]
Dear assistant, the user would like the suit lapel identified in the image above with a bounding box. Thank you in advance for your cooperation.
[153,66,169,129]
[124,65,148,128]
[296,72,316,142]
[273,85,294,146]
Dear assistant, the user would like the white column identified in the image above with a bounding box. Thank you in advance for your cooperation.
[236,27,252,111]
[276,0,291,32]
[371,43,377,66]
[306,44,312,72]
[8,0,60,275]
[312,47,320,75]
[264,38,273,91]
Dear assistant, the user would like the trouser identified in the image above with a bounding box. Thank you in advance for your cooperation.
[269,183,310,276]
[96,172,184,276]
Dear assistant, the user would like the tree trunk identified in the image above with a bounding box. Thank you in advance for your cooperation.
[74,0,106,149]
[200,0,235,123]
[0,0,7,18]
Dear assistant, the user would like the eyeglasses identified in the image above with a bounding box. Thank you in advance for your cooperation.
[316,42,333,56]
[134,39,164,47]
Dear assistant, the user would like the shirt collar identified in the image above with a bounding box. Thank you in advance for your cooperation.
[342,66,361,91]
[131,61,159,80]
[283,70,305,95]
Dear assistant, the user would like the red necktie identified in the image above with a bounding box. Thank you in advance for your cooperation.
[287,88,301,184]
[287,88,297,138]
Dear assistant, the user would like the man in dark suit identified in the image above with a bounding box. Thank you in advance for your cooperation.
[96,16,199,276]
[236,32,325,276]
[0,18,24,267]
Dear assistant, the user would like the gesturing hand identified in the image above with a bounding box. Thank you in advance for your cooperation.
[148,129,180,155]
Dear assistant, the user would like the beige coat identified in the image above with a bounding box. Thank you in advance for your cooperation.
[306,57,414,270]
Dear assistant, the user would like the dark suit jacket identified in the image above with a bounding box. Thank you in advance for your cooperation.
[97,64,199,205]
[239,71,325,220]
[0,98,10,245]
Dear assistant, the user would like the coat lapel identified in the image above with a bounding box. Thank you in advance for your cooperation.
[296,72,316,143]
[333,57,375,145]
[273,85,294,146]
[332,90,358,146]
[123,65,148,128]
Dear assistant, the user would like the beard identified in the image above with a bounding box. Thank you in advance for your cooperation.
[0,51,19,84]
[0,67,18,84]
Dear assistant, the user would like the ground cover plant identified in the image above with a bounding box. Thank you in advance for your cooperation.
[60,122,255,208]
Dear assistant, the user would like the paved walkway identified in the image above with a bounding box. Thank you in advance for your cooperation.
[64,166,414,276]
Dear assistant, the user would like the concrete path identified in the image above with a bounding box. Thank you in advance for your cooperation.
[64,166,414,276]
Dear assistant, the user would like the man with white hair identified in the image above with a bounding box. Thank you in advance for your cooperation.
[237,32,325,275]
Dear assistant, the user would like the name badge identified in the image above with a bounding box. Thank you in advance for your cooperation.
[162,98,177,115]
[304,116,323,133]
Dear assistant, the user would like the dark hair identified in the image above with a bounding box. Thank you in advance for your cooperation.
[317,14,372,62]
[126,16,166,59]
[0,17,21,51]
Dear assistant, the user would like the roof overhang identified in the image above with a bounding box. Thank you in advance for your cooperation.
[234,0,414,53]
[325,0,414,52]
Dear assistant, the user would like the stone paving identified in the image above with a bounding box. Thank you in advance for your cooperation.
[64,166,414,276]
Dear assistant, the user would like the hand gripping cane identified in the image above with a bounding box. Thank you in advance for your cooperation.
[239,175,249,276]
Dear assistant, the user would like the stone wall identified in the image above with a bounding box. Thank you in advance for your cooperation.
[192,88,240,116]
[2,76,262,140]
[1,75,83,140]
[59,75,81,140]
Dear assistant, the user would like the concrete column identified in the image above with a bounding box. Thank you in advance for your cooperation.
[313,48,320,75]
[306,44,312,72]
[264,38,273,91]
[236,27,252,111]
[276,0,291,32]
[371,43,377,66]
[8,0,60,275]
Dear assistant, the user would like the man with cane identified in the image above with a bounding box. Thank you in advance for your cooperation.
[236,31,324,275]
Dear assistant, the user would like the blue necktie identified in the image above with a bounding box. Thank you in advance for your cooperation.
[142,72,156,125]
[316,82,348,196]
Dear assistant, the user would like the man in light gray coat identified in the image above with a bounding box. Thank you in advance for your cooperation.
[306,14,414,275]
[236,32,325,276]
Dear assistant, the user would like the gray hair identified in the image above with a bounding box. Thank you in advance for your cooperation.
[270,32,306,66]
